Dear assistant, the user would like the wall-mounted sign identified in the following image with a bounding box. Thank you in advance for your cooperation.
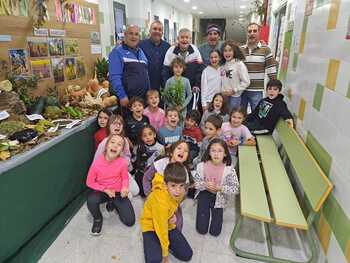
[34,28,49,37]
[50,29,66,37]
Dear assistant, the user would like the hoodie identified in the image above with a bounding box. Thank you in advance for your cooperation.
[246,94,292,133]
[140,173,183,257]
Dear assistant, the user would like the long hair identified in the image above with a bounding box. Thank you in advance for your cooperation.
[107,114,125,136]
[201,138,232,166]
[207,92,228,116]
[222,40,245,61]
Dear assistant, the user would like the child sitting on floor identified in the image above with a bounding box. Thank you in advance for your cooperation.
[159,108,183,148]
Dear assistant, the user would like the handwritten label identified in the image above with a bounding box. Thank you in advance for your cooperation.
[0,35,12,42]
[26,114,44,121]
[91,44,102,54]
[34,28,49,37]
[50,29,66,37]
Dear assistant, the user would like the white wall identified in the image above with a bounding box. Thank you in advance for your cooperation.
[98,0,193,57]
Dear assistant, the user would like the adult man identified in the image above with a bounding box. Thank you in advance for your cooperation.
[241,23,277,111]
[162,28,205,110]
[198,24,223,66]
[139,21,170,91]
[109,25,150,107]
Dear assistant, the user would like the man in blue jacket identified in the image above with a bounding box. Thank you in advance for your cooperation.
[139,20,170,92]
[109,25,150,107]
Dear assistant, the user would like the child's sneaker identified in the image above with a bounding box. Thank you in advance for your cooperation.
[106,200,114,212]
[91,219,103,236]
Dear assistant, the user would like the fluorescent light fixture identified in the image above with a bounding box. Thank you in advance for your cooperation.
[199,11,203,14]
[192,6,197,10]
[184,0,190,2]
[240,5,246,8]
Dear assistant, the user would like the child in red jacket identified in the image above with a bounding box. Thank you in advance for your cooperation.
[183,110,203,165]
[94,108,112,148]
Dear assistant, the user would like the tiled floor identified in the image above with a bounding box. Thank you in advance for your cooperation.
[39,196,316,263]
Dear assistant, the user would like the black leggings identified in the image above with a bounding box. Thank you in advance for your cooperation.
[87,190,135,226]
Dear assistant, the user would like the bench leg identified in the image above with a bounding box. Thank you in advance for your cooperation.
[230,216,318,263]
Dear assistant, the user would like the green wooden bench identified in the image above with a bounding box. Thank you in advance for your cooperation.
[230,120,333,263]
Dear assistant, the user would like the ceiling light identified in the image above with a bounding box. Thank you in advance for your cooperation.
[199,11,203,14]
[184,0,190,2]
[240,5,246,8]
[192,6,197,10]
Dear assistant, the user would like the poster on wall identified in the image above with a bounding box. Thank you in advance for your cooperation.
[113,2,126,44]
[279,31,293,81]
[8,49,30,75]
[64,39,79,56]
[75,57,86,78]
[0,0,28,16]
[30,59,51,80]
[305,0,314,16]
[27,37,49,58]
[90,32,101,44]
[346,16,350,39]
[164,19,169,42]
[49,38,64,56]
[51,58,65,83]
[65,58,76,80]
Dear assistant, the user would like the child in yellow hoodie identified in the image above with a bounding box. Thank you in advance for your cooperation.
[140,162,193,263]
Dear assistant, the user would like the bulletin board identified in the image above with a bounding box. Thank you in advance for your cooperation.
[0,0,101,98]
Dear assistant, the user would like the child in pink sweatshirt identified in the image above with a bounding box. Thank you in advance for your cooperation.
[86,134,135,235]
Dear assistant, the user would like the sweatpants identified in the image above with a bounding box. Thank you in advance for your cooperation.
[196,190,223,236]
[142,229,193,263]
[87,190,135,226]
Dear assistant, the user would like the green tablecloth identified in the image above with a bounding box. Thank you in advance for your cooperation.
[0,117,97,263]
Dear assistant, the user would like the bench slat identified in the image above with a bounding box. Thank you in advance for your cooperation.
[257,135,308,230]
[239,145,272,223]
[276,121,333,212]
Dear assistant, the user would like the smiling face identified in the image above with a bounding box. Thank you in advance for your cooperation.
[131,101,144,119]
[185,117,196,129]
[124,25,140,49]
[170,142,189,163]
[223,45,234,61]
[147,94,160,108]
[109,119,124,135]
[142,127,156,146]
[247,24,260,46]
[230,111,244,128]
[209,142,226,165]
[209,51,220,68]
[149,21,163,44]
[207,31,220,46]
[166,110,180,128]
[105,135,125,161]
[177,31,191,51]
[266,86,280,100]
[212,95,224,111]
[97,112,109,128]
[204,122,218,138]
[166,181,186,199]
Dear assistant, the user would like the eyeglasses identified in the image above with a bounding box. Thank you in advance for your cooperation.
[248,29,258,33]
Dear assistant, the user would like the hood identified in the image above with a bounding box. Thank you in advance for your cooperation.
[266,94,284,103]
[153,157,170,174]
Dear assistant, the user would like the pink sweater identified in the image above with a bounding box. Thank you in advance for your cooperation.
[86,155,129,192]
[144,106,166,131]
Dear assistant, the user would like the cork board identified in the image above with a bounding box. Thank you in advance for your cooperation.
[0,0,101,97]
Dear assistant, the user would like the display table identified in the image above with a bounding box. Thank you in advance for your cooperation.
[0,117,97,263]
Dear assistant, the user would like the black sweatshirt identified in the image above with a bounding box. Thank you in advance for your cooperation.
[246,94,292,133]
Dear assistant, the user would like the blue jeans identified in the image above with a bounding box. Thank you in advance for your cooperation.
[241,90,263,112]
[227,96,241,114]
[143,229,193,263]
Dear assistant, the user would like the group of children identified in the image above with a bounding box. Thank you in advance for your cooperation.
[86,60,293,262]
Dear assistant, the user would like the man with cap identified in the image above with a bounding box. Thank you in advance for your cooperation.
[198,24,223,66]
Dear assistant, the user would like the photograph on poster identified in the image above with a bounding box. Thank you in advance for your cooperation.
[65,58,76,80]
[30,59,51,80]
[305,0,314,16]
[90,31,100,44]
[346,15,350,39]
[64,39,80,56]
[49,38,64,56]
[8,49,30,75]
[27,37,49,58]
[75,57,86,78]
[51,58,65,83]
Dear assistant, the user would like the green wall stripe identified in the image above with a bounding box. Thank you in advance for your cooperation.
[305,131,332,176]
[313,83,325,111]
[323,194,350,253]
[292,53,299,71]
[346,81,350,99]
[99,12,104,24]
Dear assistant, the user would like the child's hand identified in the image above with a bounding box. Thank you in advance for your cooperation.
[120,188,129,198]
[228,139,240,147]
[175,105,182,112]
[162,256,169,263]
[206,182,217,193]
[169,214,177,224]
[222,90,234,96]
[286,119,294,128]
[104,189,115,198]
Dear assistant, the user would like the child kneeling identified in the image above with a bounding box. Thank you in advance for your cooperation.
[141,162,193,263]
[193,138,240,236]
[86,134,135,235]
